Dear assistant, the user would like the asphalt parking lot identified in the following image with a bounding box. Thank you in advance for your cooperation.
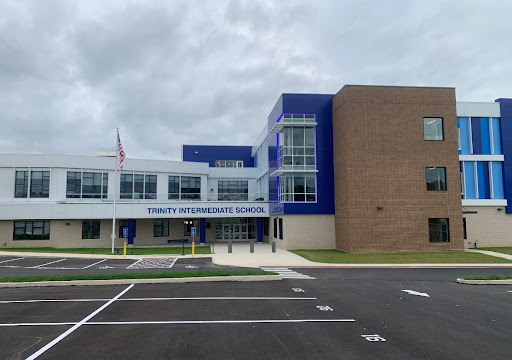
[0,256,251,277]
[0,267,511,359]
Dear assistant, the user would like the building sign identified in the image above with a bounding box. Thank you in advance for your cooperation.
[146,206,266,215]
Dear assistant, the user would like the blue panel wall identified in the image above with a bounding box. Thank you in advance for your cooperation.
[480,118,491,154]
[492,162,504,199]
[471,118,482,154]
[458,117,471,154]
[464,162,476,199]
[268,94,335,215]
[182,145,254,167]
[477,162,490,199]
[492,117,502,154]
[496,99,512,212]
[267,96,283,204]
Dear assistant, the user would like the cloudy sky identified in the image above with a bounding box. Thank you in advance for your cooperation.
[1,0,511,161]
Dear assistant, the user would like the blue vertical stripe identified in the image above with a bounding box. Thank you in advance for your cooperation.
[464,162,476,199]
[478,162,490,198]
[492,117,502,154]
[257,218,263,243]
[471,118,482,154]
[480,118,491,154]
[458,117,471,154]
[491,162,504,199]
[200,218,206,243]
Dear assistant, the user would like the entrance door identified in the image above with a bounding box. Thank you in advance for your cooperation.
[222,225,231,240]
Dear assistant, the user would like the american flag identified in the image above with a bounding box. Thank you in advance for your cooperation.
[117,130,125,170]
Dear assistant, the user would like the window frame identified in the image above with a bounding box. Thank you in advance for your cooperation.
[426,167,447,191]
[82,220,100,239]
[154,219,169,237]
[423,117,444,141]
[13,220,50,240]
[428,218,450,243]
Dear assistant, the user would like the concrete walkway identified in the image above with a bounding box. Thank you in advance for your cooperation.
[466,249,512,260]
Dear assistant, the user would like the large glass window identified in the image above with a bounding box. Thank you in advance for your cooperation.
[67,172,108,199]
[278,121,316,171]
[120,174,157,199]
[218,181,248,201]
[274,218,278,238]
[428,218,450,242]
[154,219,169,237]
[15,171,29,198]
[424,117,444,141]
[13,221,50,240]
[181,176,201,200]
[82,220,100,239]
[426,167,447,191]
[280,174,316,202]
[278,218,283,240]
[30,171,50,198]
[168,176,180,199]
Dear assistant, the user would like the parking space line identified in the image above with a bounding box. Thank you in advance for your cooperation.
[0,257,24,264]
[81,259,107,269]
[0,296,317,304]
[126,259,142,269]
[25,284,134,360]
[30,259,67,269]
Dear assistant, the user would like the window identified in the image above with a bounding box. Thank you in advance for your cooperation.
[120,174,157,199]
[30,171,50,198]
[82,220,100,239]
[426,167,447,191]
[273,218,278,238]
[278,218,283,240]
[168,176,179,199]
[119,220,136,238]
[263,218,269,236]
[15,171,29,198]
[184,219,199,236]
[181,176,201,200]
[13,221,50,240]
[280,174,316,202]
[67,172,108,199]
[428,218,450,242]
[463,218,467,240]
[218,181,248,201]
[154,219,169,237]
[216,160,243,168]
[424,117,444,141]
[278,124,316,171]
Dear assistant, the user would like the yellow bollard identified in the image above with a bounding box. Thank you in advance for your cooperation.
[123,242,127,259]
[192,241,195,257]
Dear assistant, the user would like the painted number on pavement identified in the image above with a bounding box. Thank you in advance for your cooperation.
[361,334,386,342]
[316,305,333,311]
[292,288,305,293]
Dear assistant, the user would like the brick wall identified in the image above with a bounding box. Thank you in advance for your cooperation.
[332,85,464,252]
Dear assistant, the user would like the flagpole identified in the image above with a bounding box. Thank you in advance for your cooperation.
[111,128,119,254]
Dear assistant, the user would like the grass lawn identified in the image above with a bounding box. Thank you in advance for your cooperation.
[478,247,512,256]
[0,270,275,283]
[291,250,512,264]
[0,246,211,255]
[462,274,512,280]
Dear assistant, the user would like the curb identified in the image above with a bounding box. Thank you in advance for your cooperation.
[0,274,282,288]
[457,278,512,285]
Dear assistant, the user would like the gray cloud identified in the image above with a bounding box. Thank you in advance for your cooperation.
[0,0,511,160]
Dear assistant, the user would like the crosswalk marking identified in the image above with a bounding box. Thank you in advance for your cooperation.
[260,267,316,280]
[127,258,177,269]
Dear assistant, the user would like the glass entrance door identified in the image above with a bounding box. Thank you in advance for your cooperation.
[216,218,256,241]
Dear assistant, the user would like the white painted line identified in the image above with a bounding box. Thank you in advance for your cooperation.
[0,297,317,304]
[25,284,134,360]
[401,290,430,297]
[81,259,107,269]
[86,319,356,325]
[0,257,24,264]
[126,259,142,269]
[29,259,67,269]
[0,318,356,327]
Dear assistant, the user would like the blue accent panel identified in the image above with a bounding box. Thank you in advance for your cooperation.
[267,96,283,203]
[458,117,470,154]
[182,145,254,167]
[492,117,502,154]
[471,118,482,154]
[480,118,491,154]
[200,218,206,243]
[464,162,476,199]
[477,162,490,199]
[492,162,504,199]
[269,94,335,215]
[128,219,135,245]
[496,99,512,212]
[257,218,262,243]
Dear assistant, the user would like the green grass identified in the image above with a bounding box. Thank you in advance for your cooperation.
[291,249,512,264]
[462,274,512,281]
[0,270,276,283]
[0,247,211,255]
[478,247,512,256]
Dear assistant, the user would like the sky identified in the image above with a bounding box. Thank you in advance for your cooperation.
[1,0,511,161]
